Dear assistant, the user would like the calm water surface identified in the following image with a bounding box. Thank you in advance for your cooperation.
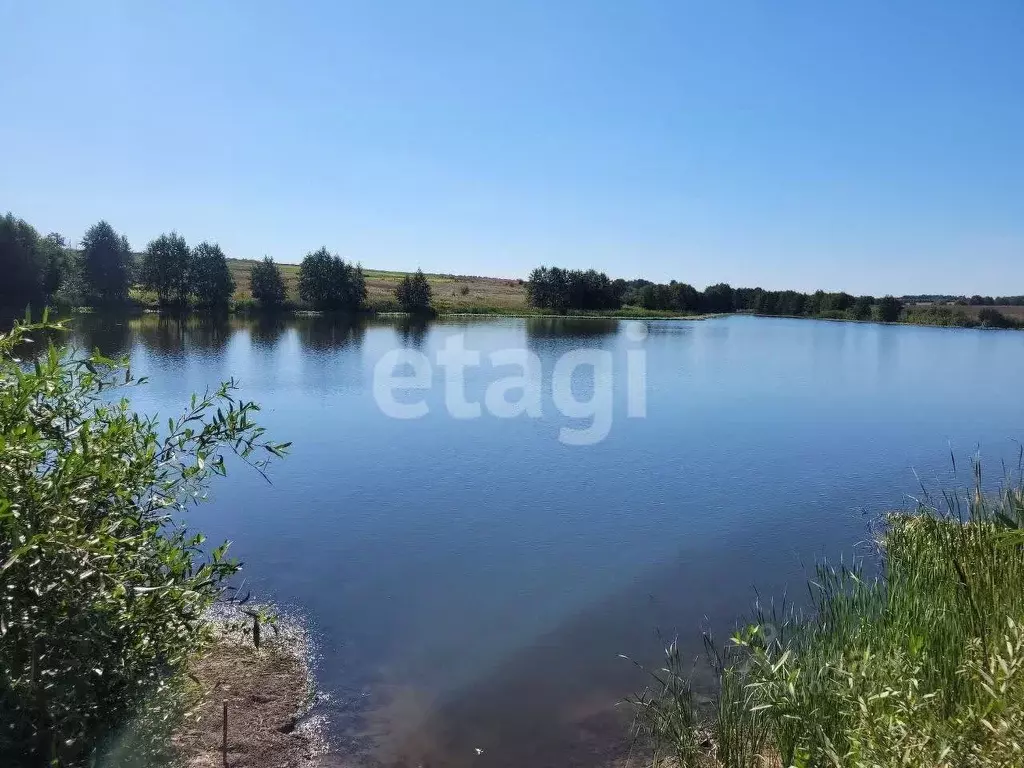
[70,313,1024,767]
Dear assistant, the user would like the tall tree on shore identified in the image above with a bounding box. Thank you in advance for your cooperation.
[140,232,191,306]
[249,256,286,308]
[81,221,132,304]
[39,233,70,298]
[395,269,433,313]
[191,242,235,306]
[0,213,47,306]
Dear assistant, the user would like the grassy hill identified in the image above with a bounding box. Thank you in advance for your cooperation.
[225,258,529,312]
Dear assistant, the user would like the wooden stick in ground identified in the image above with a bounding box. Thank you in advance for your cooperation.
[222,700,228,767]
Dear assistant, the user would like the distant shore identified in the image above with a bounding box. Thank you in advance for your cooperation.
[62,302,1024,331]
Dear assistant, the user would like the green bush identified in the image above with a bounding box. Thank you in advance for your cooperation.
[0,314,288,764]
[298,246,366,311]
[249,256,287,309]
[140,232,191,307]
[191,242,235,307]
[876,295,904,322]
[903,305,977,328]
[978,308,1017,329]
[395,269,433,314]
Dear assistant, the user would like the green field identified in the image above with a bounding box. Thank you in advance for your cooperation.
[218,258,691,317]
[226,257,531,312]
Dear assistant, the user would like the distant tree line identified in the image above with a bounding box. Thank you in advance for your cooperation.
[902,294,1024,306]
[2,209,1017,323]
[524,266,911,321]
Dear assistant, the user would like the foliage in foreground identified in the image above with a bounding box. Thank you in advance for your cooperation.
[0,315,289,765]
[634,460,1024,767]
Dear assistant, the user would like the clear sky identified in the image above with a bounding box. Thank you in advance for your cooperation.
[2,1,1021,295]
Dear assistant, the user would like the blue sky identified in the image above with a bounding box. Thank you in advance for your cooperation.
[2,1,1021,295]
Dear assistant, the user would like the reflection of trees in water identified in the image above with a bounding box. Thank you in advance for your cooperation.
[186,313,232,352]
[69,313,133,358]
[524,316,619,341]
[294,314,367,351]
[247,313,287,348]
[128,313,231,356]
[397,317,430,349]
[523,317,620,358]
[130,314,185,357]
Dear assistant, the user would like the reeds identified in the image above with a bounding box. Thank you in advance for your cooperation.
[634,453,1024,767]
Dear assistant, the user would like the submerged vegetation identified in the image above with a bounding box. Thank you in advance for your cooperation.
[633,459,1024,767]
[0,314,289,765]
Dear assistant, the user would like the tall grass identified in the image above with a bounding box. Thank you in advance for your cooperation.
[634,455,1024,767]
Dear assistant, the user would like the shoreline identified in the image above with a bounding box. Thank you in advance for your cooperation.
[170,607,325,768]
[63,303,1024,331]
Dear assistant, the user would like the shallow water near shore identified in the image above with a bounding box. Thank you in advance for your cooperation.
[69,311,1024,767]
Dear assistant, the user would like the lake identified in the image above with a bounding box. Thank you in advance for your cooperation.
[69,312,1024,767]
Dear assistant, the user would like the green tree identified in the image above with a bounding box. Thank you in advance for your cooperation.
[191,242,235,306]
[81,221,132,304]
[0,213,47,306]
[395,268,433,313]
[877,295,904,322]
[41,233,71,298]
[826,292,855,312]
[298,247,365,310]
[669,282,701,312]
[852,295,875,320]
[525,266,620,311]
[701,283,735,313]
[249,256,286,308]
[0,316,289,764]
[140,232,190,306]
[805,289,827,315]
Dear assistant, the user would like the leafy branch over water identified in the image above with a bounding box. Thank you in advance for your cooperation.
[0,312,289,765]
